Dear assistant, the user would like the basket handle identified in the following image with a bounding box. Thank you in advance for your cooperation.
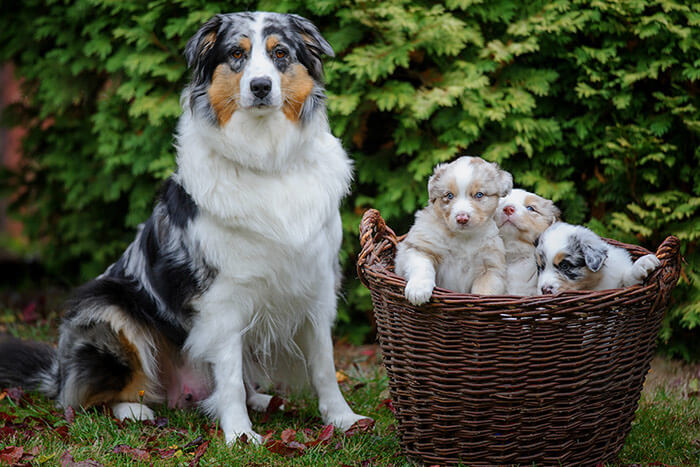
[357,209,397,287]
[653,235,682,295]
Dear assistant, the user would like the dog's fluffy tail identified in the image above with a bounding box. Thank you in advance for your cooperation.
[0,334,58,397]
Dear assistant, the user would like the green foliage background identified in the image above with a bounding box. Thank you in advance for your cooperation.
[1,0,698,358]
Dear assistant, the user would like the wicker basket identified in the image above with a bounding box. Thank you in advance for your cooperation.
[357,209,682,466]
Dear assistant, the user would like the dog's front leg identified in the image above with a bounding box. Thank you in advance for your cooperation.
[206,333,261,445]
[298,320,370,432]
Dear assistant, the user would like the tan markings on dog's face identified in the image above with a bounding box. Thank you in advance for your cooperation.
[239,36,251,53]
[553,251,566,267]
[280,63,315,122]
[208,64,242,126]
[558,268,603,291]
[266,35,280,52]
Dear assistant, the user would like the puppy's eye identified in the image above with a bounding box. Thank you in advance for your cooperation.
[474,192,484,199]
[527,205,536,213]
[232,49,243,59]
[275,49,287,59]
[445,192,454,200]
[559,260,572,271]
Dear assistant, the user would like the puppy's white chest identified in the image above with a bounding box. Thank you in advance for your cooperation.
[436,247,480,293]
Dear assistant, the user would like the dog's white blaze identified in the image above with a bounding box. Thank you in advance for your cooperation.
[239,14,282,109]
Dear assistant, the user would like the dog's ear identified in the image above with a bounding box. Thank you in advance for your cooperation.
[289,14,334,81]
[428,163,449,203]
[492,163,513,197]
[544,199,561,224]
[185,15,223,70]
[576,230,608,272]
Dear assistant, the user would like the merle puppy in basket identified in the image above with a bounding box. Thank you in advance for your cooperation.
[395,156,513,305]
[536,222,661,295]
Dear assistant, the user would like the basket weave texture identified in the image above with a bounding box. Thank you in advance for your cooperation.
[357,209,682,466]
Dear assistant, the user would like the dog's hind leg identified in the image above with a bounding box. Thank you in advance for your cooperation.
[245,380,284,412]
[56,318,158,420]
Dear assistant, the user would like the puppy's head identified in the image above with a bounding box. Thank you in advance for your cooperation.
[496,188,560,245]
[428,156,512,233]
[536,222,609,295]
[184,12,333,125]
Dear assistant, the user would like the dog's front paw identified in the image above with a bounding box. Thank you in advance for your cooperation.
[630,254,661,284]
[325,411,373,432]
[405,278,435,305]
[224,428,263,445]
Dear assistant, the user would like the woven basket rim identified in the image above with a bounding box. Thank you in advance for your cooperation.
[357,208,681,311]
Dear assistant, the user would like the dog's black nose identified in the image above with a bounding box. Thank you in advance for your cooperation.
[250,77,272,98]
[541,285,555,295]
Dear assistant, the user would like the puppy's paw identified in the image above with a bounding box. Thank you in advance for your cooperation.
[630,254,661,284]
[112,402,155,421]
[404,278,435,305]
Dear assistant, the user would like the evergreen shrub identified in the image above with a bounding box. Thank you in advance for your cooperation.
[1,0,698,358]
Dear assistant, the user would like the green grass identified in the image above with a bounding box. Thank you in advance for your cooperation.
[1,307,699,466]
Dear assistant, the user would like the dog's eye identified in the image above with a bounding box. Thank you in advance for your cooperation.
[474,192,484,199]
[527,205,536,212]
[559,260,572,271]
[444,192,454,200]
[232,49,243,59]
[275,49,287,59]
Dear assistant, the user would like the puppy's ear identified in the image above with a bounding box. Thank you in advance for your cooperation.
[492,163,513,197]
[577,231,608,272]
[289,14,334,81]
[544,200,561,224]
[185,15,223,70]
[428,163,449,203]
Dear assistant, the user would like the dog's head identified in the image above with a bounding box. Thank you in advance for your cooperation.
[184,12,333,126]
[535,222,609,295]
[496,188,560,245]
[428,156,512,233]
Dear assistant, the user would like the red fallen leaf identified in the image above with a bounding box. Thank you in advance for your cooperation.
[0,446,24,464]
[360,348,376,357]
[0,411,17,422]
[60,451,104,467]
[280,428,296,444]
[112,444,150,461]
[64,406,76,424]
[260,395,285,423]
[265,440,305,458]
[306,424,334,447]
[188,440,209,467]
[53,425,70,441]
[155,448,178,459]
[344,418,375,437]
[21,302,39,323]
[360,457,378,466]
[377,398,395,414]
[261,430,275,443]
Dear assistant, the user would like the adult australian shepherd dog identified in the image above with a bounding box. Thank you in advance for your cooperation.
[0,12,369,443]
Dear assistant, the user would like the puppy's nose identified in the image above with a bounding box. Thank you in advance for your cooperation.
[250,77,272,98]
[541,285,555,295]
[503,205,515,216]
[456,213,470,225]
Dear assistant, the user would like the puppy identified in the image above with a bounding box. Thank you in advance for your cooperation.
[0,12,368,444]
[496,188,560,295]
[536,222,661,295]
[395,156,513,305]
